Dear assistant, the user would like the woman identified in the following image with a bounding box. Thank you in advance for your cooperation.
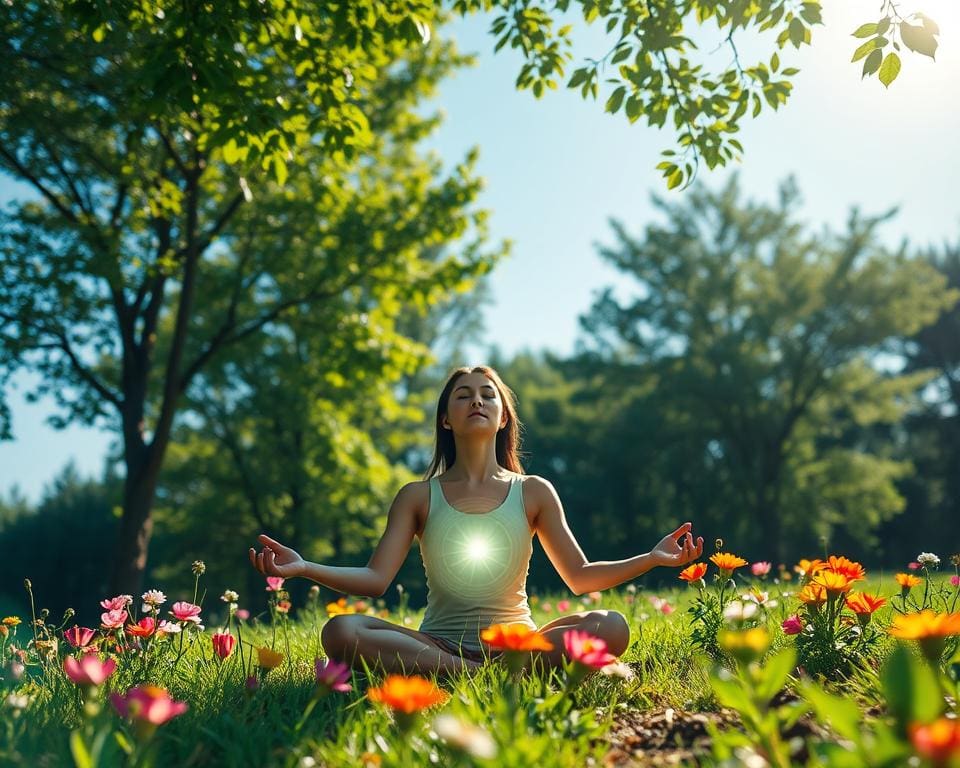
[249,365,703,678]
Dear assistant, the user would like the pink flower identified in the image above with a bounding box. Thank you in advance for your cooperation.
[265,576,285,592]
[64,654,116,687]
[63,626,97,650]
[111,685,188,725]
[212,633,236,659]
[541,602,553,613]
[557,600,571,612]
[169,601,202,624]
[648,595,674,614]
[157,620,182,635]
[100,595,133,611]
[100,609,128,630]
[563,629,619,669]
[315,658,352,693]
[235,609,250,621]
[751,561,772,577]
[907,562,921,571]
[781,615,803,635]
[586,591,603,604]
[951,575,960,588]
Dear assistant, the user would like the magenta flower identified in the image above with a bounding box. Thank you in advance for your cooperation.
[265,576,285,592]
[751,561,772,577]
[235,608,250,621]
[556,599,571,612]
[315,658,352,693]
[563,629,619,670]
[111,685,188,726]
[211,633,236,659]
[169,602,202,624]
[64,626,97,650]
[782,615,804,635]
[100,595,133,611]
[907,561,921,571]
[64,654,116,687]
[101,609,128,630]
[951,575,960,587]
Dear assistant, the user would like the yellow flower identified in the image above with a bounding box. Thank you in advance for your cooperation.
[812,570,853,595]
[895,573,922,589]
[326,597,356,617]
[797,583,827,605]
[709,553,748,576]
[256,646,285,670]
[889,610,960,661]
[2,617,21,627]
[718,627,770,663]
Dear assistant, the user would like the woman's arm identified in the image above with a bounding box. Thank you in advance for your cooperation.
[530,476,703,595]
[248,482,422,598]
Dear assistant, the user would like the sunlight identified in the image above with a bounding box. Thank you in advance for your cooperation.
[464,536,491,562]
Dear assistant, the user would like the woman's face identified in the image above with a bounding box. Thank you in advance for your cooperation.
[443,373,507,435]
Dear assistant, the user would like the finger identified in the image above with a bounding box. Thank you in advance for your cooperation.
[669,522,692,538]
[695,537,704,557]
[259,534,286,551]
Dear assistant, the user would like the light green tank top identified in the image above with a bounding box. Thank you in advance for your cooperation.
[418,474,537,652]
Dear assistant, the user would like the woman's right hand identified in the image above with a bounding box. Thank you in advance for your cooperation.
[249,534,306,578]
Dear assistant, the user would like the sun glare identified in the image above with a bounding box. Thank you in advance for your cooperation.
[465,536,491,561]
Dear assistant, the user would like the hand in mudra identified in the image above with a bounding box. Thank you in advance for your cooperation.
[249,534,306,578]
[651,522,703,568]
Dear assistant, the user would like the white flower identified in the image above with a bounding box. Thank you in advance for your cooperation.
[723,600,758,623]
[600,661,635,681]
[141,589,166,606]
[626,584,637,594]
[158,620,182,634]
[432,714,497,759]
[917,552,940,567]
[221,590,239,603]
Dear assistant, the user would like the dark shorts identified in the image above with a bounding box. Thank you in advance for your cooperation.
[422,633,503,664]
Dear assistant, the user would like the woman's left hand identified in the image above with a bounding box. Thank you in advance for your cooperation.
[651,522,703,567]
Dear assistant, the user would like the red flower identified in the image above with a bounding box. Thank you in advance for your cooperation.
[126,617,157,638]
[212,633,236,659]
[781,615,803,635]
[63,626,97,650]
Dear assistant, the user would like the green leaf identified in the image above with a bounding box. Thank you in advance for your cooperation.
[881,644,944,731]
[800,682,863,744]
[878,52,901,87]
[788,19,805,48]
[877,16,891,35]
[567,68,588,88]
[754,648,796,702]
[852,23,877,38]
[70,732,93,768]
[851,36,886,62]
[711,673,760,720]
[861,48,883,78]
[771,52,780,72]
[900,21,938,59]
[273,156,288,186]
[605,86,626,114]
[667,167,684,190]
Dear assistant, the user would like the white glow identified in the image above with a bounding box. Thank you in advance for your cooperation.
[465,536,491,561]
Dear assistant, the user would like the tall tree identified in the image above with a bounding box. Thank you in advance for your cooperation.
[0,5,497,594]
[578,176,958,561]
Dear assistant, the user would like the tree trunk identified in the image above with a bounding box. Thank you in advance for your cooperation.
[110,451,162,596]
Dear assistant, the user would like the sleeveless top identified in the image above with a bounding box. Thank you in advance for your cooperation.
[417,474,537,652]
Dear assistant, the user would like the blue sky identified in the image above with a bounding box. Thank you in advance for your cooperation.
[2,1,959,502]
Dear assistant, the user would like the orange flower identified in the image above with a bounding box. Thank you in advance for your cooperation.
[797,583,827,605]
[889,611,960,640]
[844,592,886,616]
[678,563,707,583]
[480,623,554,652]
[256,646,285,670]
[366,674,450,714]
[895,573,922,589]
[909,718,960,764]
[794,559,827,578]
[825,556,866,582]
[813,570,852,595]
[326,597,356,618]
[709,553,748,575]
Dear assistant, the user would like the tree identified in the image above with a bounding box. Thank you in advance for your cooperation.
[577,175,958,561]
[0,5,499,594]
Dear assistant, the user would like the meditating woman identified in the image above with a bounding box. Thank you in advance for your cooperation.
[249,365,704,677]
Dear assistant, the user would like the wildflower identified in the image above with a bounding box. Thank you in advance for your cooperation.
[951,554,960,567]
[781,615,804,635]
[542,602,553,613]
[192,560,206,575]
[557,599,570,612]
[889,611,960,661]
[308,585,320,598]
[798,583,828,605]
[825,556,866,582]
[742,588,775,608]
[563,629,618,669]
[245,675,259,694]
[0,626,7,638]
[367,674,449,714]
[63,626,97,650]
[111,685,188,730]
[256,646,285,670]
[211,633,236,659]
[844,592,886,625]
[951,576,960,588]
[157,620,182,635]
[327,597,356,617]
[718,627,770,663]
[101,609,128,630]
[909,718,960,764]
[235,609,250,621]
[794,559,826,579]
[220,590,239,603]
[751,562,771,577]
[710,552,748,578]
[265,576,285,592]
[652,597,674,615]
[315,658,352,694]
[433,713,498,760]
[64,655,116,687]
[2,616,21,627]
[679,562,707,587]
[587,591,603,604]
[599,660,635,680]
[626,584,637,594]
[916,552,940,568]
[141,590,166,610]
[126,617,157,638]
[908,562,921,571]
[100,595,133,612]
[480,623,554,652]
[276,600,292,615]
[812,570,853,595]
[896,573,923,598]
[723,600,759,624]
[169,602,202,624]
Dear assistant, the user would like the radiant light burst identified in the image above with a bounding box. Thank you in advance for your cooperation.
[465,536,491,561]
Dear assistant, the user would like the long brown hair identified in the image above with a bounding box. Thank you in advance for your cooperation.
[422,366,526,479]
